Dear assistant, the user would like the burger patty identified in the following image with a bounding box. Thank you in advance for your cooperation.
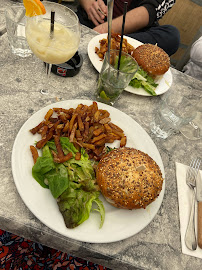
[96,147,164,210]
[133,44,170,76]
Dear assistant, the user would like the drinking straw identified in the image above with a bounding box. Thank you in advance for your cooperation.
[117,2,128,71]
[50,11,55,39]
[107,0,114,59]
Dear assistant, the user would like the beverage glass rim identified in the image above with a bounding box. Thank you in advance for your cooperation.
[5,4,25,21]
[25,1,80,53]
[5,3,24,9]
[42,1,79,28]
[105,49,138,75]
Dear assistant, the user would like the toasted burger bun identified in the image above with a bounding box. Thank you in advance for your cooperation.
[133,44,170,77]
[96,147,163,209]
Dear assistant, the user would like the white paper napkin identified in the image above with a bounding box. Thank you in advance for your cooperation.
[176,162,202,258]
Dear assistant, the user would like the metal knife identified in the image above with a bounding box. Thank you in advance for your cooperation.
[196,170,202,248]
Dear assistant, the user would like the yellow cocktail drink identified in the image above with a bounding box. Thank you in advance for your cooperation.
[26,19,79,64]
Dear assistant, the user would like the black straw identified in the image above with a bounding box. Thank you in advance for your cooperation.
[117,2,128,71]
[50,11,55,39]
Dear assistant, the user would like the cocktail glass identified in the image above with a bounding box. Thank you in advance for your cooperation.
[96,50,138,105]
[25,1,80,94]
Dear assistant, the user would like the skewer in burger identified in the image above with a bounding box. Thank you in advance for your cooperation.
[96,147,164,210]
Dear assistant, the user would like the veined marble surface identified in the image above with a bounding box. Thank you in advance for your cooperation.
[0,1,202,269]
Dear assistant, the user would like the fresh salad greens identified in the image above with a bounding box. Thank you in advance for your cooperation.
[129,68,158,96]
[32,137,105,229]
[58,182,105,229]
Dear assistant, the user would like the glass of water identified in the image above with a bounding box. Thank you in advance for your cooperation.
[150,92,197,139]
[5,4,32,57]
[179,97,202,140]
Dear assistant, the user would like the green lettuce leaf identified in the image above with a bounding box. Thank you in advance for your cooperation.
[46,140,57,152]
[31,139,105,228]
[129,67,158,96]
[32,145,69,198]
[46,137,78,157]
[58,182,104,228]
[92,198,105,228]
[129,78,142,89]
[64,148,95,180]
[32,145,55,188]
[45,163,69,199]
[60,137,78,156]
[141,81,157,96]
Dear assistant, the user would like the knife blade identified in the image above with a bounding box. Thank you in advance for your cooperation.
[196,170,202,248]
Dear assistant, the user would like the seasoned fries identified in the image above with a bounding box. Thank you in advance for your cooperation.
[30,101,127,163]
[30,145,39,164]
[95,32,136,60]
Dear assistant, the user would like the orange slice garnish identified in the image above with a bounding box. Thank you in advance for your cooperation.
[23,0,46,17]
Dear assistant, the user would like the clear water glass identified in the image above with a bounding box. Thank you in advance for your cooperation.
[150,93,197,139]
[179,97,202,140]
[5,4,32,57]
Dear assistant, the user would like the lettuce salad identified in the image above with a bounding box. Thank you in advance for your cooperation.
[32,137,105,229]
[129,68,158,96]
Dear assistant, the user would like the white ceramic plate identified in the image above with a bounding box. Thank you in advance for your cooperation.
[88,33,173,96]
[12,100,165,243]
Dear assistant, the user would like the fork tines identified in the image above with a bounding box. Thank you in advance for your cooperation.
[187,157,201,178]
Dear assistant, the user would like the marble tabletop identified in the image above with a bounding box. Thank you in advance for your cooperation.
[1,1,202,269]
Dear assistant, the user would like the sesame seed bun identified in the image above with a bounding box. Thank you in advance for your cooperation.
[96,147,163,209]
[133,44,170,76]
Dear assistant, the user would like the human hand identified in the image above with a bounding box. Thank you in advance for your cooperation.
[87,0,107,26]
[93,22,108,33]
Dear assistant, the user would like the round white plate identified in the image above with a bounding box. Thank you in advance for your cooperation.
[12,100,165,243]
[88,33,173,96]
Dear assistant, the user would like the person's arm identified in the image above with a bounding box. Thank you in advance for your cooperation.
[152,0,176,20]
[93,6,149,34]
[93,0,176,34]
[78,0,107,26]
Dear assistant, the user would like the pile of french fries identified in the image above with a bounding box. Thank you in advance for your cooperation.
[30,101,127,163]
[95,32,136,60]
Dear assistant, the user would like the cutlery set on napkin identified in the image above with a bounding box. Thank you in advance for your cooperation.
[196,171,202,249]
[176,159,202,258]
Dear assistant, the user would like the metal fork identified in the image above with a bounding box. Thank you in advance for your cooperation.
[185,157,201,250]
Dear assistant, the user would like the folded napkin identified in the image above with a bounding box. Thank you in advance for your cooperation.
[176,162,202,258]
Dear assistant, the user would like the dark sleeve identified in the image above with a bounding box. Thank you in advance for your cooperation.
[138,0,176,26]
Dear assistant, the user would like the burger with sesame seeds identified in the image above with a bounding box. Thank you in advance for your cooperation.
[133,43,170,77]
[96,147,164,210]
[129,43,170,96]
